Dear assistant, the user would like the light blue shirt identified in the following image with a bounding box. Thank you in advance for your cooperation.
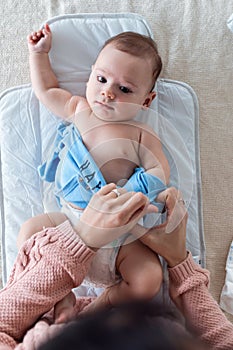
[39,122,167,211]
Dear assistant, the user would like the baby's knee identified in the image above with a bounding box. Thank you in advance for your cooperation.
[17,218,39,249]
[17,213,59,249]
[129,265,163,300]
[136,273,162,299]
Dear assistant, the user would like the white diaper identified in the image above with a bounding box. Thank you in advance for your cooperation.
[61,201,123,288]
[61,200,165,289]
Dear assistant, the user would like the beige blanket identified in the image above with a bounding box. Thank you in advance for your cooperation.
[1,0,233,321]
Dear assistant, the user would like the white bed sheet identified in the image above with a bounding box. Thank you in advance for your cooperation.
[0,13,205,287]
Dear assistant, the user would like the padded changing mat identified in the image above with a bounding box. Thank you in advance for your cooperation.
[0,13,205,286]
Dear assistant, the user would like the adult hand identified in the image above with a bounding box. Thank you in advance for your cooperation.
[75,183,157,249]
[140,187,188,267]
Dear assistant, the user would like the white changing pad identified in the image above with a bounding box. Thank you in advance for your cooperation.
[0,13,205,286]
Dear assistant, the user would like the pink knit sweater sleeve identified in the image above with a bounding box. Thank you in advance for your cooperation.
[0,220,95,349]
[169,251,233,350]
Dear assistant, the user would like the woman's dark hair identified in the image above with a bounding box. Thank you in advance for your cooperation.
[39,300,209,350]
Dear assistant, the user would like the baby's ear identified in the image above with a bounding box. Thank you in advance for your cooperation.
[143,98,151,108]
[143,92,156,108]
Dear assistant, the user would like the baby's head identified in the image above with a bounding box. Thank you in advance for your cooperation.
[86,32,162,121]
[101,31,162,92]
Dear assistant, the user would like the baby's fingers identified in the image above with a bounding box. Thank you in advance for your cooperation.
[28,30,44,43]
[43,23,51,33]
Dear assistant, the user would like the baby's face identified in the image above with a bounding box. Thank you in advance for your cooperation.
[86,44,155,122]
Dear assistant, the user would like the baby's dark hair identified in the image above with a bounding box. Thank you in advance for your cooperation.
[102,31,162,91]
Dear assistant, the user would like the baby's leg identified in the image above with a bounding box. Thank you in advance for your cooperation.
[17,212,74,325]
[54,291,76,324]
[107,240,163,304]
[81,240,162,313]
[17,212,67,249]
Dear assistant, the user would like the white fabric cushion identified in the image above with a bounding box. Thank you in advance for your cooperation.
[227,13,233,32]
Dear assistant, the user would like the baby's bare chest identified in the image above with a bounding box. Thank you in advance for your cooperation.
[83,125,140,162]
[81,124,141,182]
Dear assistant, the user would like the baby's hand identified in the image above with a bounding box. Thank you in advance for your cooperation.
[27,23,52,53]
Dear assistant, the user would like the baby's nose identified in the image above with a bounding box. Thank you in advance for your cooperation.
[101,89,115,100]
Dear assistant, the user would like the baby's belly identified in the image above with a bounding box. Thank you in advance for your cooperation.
[89,139,140,184]
[67,160,136,210]
[100,159,137,185]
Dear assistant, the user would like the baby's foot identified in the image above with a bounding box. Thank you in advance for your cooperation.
[80,288,112,315]
[54,291,76,324]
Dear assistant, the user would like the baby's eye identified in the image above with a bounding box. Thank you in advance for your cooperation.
[119,86,132,94]
[97,76,107,83]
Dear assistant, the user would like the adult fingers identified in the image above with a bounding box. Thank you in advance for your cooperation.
[165,191,187,234]
[97,183,117,195]
[156,187,187,233]
[120,192,149,224]
[106,187,127,200]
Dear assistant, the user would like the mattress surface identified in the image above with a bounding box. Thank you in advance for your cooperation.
[0,13,204,287]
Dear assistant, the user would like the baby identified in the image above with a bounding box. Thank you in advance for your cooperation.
[18,24,170,318]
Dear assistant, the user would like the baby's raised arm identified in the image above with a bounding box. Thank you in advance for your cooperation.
[27,23,86,119]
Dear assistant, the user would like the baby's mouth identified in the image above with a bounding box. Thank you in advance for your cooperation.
[95,101,114,110]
